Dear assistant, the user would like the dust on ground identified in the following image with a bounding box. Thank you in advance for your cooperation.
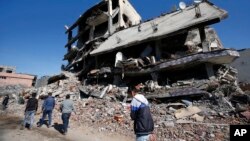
[0,114,134,141]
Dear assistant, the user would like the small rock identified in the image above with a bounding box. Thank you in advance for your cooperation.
[162,121,175,127]
[210,133,215,138]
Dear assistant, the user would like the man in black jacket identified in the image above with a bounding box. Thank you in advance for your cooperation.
[21,93,38,130]
[129,87,154,141]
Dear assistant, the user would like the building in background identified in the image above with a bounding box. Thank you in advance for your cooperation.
[231,48,250,90]
[35,76,50,88]
[0,65,37,87]
[0,66,16,73]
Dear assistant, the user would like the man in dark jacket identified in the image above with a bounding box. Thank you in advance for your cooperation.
[2,95,9,110]
[38,92,55,128]
[129,87,154,141]
[21,92,38,130]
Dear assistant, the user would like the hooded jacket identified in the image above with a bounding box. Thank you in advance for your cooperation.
[130,94,154,135]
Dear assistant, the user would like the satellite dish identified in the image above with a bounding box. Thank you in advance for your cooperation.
[194,0,202,4]
[179,2,186,10]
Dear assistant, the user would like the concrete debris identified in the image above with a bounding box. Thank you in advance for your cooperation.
[99,86,109,98]
[0,85,25,96]
[235,103,248,112]
[175,106,202,119]
[114,114,124,123]
[167,103,186,109]
[240,111,250,120]
[191,114,204,122]
[181,100,193,107]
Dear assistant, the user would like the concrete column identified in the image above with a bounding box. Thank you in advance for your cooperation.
[67,31,73,51]
[118,0,125,27]
[108,0,113,35]
[199,27,209,52]
[205,63,215,80]
[113,74,122,86]
[155,40,162,61]
[89,26,95,40]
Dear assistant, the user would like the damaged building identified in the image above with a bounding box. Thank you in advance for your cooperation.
[62,0,240,98]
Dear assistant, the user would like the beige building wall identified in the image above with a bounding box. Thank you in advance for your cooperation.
[0,72,35,87]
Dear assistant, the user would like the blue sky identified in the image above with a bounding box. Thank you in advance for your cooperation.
[0,0,249,77]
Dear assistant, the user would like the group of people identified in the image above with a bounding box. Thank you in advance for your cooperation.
[20,92,75,135]
[2,85,156,140]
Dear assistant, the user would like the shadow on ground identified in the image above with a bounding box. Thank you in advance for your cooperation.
[53,123,64,134]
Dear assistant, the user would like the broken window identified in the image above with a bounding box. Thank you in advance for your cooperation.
[94,21,108,38]
[6,70,12,73]
[78,28,90,45]
[123,14,132,27]
[161,33,189,60]
[0,76,7,79]
[113,14,119,25]
[112,0,119,10]
[159,64,208,85]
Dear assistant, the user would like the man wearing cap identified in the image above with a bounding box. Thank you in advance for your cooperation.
[129,86,155,141]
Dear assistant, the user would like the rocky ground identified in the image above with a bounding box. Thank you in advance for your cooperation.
[1,94,249,141]
[0,108,134,141]
[0,71,250,141]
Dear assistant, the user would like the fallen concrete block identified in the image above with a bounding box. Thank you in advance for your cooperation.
[191,114,204,122]
[175,106,202,119]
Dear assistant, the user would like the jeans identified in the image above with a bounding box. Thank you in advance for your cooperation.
[41,110,53,125]
[23,110,35,128]
[62,113,71,133]
[136,134,150,141]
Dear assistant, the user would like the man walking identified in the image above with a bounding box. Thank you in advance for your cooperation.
[38,92,55,128]
[60,94,75,135]
[129,86,155,141]
[21,92,38,130]
[2,95,9,110]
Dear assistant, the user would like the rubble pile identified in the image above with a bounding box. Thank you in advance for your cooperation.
[0,85,24,96]
[1,69,249,140]
[36,71,81,101]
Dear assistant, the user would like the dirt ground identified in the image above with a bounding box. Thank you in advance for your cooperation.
[0,115,134,141]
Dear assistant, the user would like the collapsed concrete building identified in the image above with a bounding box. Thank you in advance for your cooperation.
[62,0,240,99]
